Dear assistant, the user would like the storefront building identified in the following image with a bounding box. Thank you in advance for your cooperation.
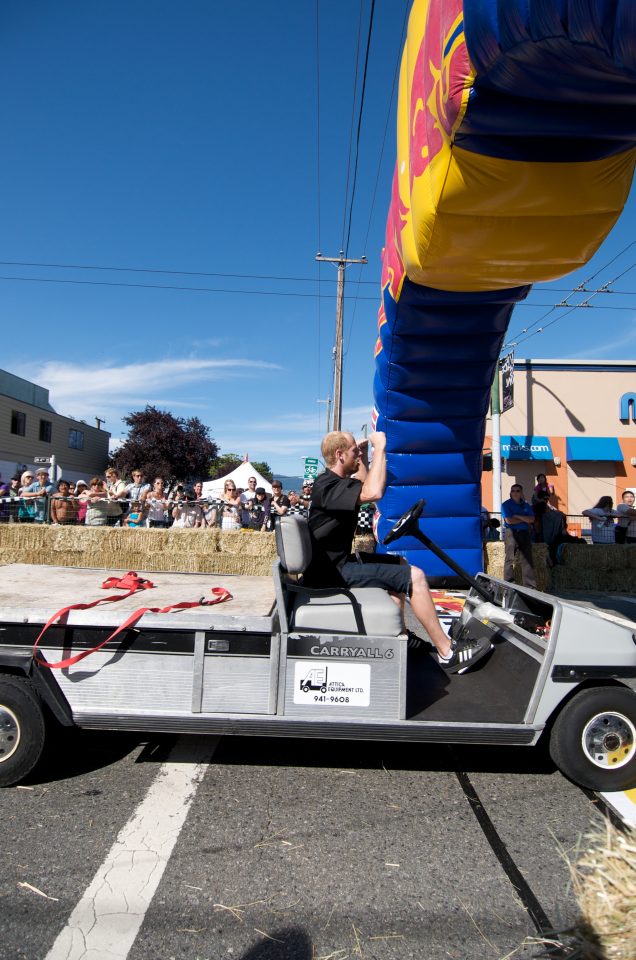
[482,360,636,516]
[0,369,110,482]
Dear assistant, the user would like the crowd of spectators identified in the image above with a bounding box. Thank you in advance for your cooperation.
[488,472,636,589]
[0,468,346,532]
[582,490,636,545]
[482,473,636,550]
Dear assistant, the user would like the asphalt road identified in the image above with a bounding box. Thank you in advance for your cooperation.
[1,728,608,960]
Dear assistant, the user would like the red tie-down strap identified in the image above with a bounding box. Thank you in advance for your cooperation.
[32,571,233,669]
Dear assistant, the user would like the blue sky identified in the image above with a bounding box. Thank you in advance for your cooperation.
[1,1,635,476]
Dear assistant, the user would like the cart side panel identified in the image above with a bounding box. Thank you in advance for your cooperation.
[532,602,636,724]
[283,635,407,720]
[201,632,278,715]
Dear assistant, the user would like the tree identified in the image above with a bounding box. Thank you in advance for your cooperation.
[208,453,242,480]
[207,455,274,482]
[252,461,273,482]
[111,406,218,484]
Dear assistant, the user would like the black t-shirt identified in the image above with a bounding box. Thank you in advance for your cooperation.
[304,469,361,586]
[269,494,290,528]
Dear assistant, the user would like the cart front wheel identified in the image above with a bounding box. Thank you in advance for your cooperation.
[549,686,636,791]
[0,677,46,788]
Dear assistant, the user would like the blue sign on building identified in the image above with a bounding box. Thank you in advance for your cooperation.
[619,393,636,423]
[500,436,553,461]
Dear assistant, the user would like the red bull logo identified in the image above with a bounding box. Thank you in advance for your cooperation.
[409,4,469,188]
[430,590,466,615]
[380,166,408,308]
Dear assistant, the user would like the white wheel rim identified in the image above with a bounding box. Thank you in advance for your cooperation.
[581,710,636,770]
[0,705,21,763]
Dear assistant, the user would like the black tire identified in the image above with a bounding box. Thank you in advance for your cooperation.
[302,685,310,693]
[0,677,46,788]
[549,686,636,791]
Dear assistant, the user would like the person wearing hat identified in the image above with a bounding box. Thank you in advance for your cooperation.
[20,468,55,523]
[269,481,290,529]
[17,470,35,522]
[74,480,89,524]
[248,486,271,531]
[299,481,313,509]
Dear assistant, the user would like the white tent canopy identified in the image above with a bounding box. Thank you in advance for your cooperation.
[200,461,273,498]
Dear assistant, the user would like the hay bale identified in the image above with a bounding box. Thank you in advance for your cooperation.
[562,543,632,571]
[529,822,636,960]
[550,543,636,594]
[551,566,636,594]
[484,541,504,579]
[0,524,279,577]
[483,541,551,592]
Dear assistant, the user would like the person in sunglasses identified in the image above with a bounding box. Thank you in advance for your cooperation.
[299,482,313,509]
[501,483,537,587]
[240,476,259,526]
[218,480,242,530]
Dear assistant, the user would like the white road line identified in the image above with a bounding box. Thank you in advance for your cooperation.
[45,735,218,960]
[600,789,636,828]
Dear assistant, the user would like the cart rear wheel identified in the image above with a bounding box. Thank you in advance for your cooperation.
[549,686,636,791]
[0,677,46,787]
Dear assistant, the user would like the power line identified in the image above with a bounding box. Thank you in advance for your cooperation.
[315,0,322,259]
[315,0,323,404]
[344,0,409,366]
[344,0,376,260]
[506,260,636,350]
[0,273,374,298]
[340,0,365,252]
[5,259,636,298]
[0,258,377,284]
[3,271,636,308]
[503,241,636,349]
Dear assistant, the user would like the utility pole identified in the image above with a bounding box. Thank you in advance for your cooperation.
[491,362,502,513]
[316,250,367,431]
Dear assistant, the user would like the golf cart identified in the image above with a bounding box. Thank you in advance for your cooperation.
[0,501,635,791]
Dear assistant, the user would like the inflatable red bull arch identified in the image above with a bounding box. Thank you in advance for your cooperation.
[373,0,636,578]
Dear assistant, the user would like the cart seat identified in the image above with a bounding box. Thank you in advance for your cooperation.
[275,515,403,636]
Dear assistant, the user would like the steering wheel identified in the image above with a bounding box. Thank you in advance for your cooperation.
[382,499,425,546]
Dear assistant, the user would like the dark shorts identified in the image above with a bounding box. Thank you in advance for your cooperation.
[339,552,412,596]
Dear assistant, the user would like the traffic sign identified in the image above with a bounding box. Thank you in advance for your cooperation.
[304,457,319,481]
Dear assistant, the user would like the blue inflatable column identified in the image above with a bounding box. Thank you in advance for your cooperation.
[374,279,529,578]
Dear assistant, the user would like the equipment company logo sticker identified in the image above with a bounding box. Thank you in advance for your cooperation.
[293,662,370,707]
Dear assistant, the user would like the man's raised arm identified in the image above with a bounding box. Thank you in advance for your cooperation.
[358,431,386,504]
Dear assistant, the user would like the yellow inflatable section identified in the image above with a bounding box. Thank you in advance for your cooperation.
[394,0,636,293]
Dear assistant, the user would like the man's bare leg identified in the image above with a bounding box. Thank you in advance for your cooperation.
[409,566,452,658]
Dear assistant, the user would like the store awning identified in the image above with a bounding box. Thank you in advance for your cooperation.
[566,437,623,461]
[500,435,553,460]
